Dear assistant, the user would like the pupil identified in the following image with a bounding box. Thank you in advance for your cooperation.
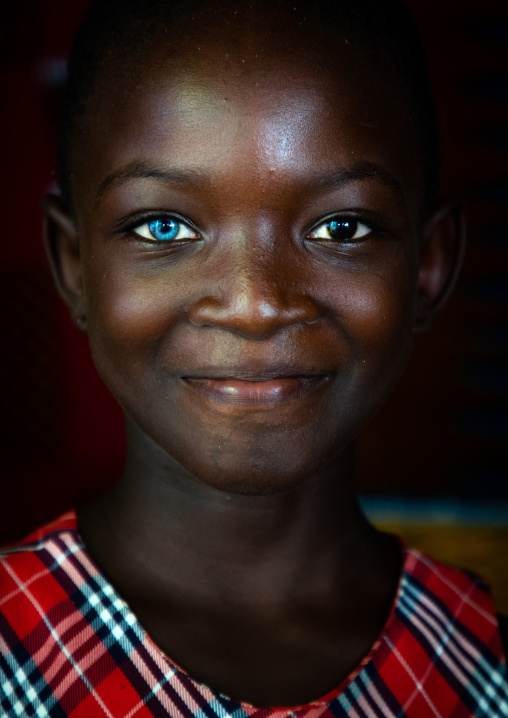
[149,218,178,240]
[327,219,357,240]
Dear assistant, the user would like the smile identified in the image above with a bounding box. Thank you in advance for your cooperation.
[182,374,329,408]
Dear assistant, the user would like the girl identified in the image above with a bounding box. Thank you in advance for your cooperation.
[1,0,507,714]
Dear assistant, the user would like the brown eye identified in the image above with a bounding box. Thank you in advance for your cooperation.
[308,218,371,242]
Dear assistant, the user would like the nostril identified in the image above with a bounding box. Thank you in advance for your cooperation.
[188,293,321,337]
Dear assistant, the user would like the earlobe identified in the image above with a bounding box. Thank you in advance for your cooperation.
[41,194,88,332]
[415,200,466,333]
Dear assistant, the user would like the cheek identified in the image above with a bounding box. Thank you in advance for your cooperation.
[351,274,415,350]
[309,245,418,400]
[82,255,186,386]
[340,259,418,393]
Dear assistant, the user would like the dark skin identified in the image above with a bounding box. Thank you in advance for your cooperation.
[42,3,465,707]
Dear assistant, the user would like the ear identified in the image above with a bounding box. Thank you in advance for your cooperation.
[414,200,466,333]
[42,194,88,332]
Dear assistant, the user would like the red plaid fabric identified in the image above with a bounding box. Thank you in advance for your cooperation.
[1,512,507,717]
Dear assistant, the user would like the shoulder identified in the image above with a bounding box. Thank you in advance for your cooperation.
[0,510,79,608]
[403,545,493,604]
[401,547,505,658]
[0,511,77,553]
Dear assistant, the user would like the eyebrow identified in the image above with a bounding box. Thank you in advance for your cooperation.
[96,161,210,201]
[310,162,404,195]
[95,159,403,201]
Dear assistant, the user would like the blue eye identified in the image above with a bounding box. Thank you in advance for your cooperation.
[308,218,371,242]
[149,218,179,241]
[132,217,200,242]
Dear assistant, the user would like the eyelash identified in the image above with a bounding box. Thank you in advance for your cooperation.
[124,213,378,244]
[128,215,201,243]
[307,216,374,243]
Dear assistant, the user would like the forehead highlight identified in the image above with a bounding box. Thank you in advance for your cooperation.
[74,42,419,222]
[59,0,439,218]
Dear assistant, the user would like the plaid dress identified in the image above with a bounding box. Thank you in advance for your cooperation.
[1,512,507,717]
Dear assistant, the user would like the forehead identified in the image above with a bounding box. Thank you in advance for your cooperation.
[73,8,422,217]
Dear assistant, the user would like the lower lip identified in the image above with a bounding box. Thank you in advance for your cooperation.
[183,376,328,407]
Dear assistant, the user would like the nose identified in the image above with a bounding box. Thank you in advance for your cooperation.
[188,238,321,340]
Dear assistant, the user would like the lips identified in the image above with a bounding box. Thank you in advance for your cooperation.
[182,372,329,408]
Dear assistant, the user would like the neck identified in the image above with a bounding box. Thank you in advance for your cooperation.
[78,419,386,610]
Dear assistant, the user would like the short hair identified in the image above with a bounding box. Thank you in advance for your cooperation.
[57,0,440,217]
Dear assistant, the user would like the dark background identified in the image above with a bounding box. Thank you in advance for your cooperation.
[0,0,507,545]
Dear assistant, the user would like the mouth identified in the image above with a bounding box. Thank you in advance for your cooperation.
[182,371,329,408]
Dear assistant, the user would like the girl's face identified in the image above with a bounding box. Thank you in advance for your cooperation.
[48,14,445,494]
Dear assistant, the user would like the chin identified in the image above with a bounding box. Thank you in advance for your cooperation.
[170,435,340,497]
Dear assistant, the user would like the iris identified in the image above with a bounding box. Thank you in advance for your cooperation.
[326,219,358,241]
[148,218,180,241]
